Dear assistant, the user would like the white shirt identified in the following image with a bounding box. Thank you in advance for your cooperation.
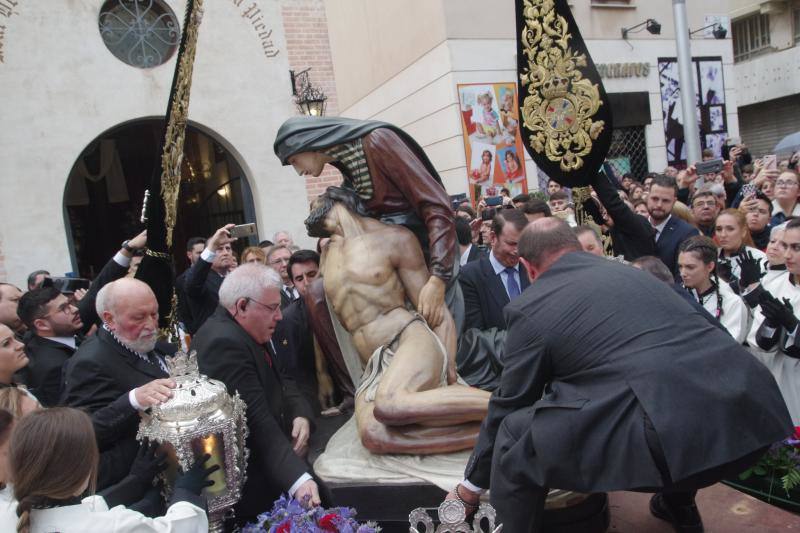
[27,496,207,533]
[488,251,521,299]
[692,282,750,344]
[0,485,16,532]
[49,336,77,349]
[460,244,473,266]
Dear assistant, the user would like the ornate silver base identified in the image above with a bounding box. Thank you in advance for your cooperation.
[208,511,227,533]
[410,500,502,533]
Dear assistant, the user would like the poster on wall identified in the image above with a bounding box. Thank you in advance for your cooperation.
[658,56,728,168]
[457,83,528,205]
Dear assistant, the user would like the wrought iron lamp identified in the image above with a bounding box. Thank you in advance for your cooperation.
[690,23,727,39]
[137,350,249,533]
[290,68,328,116]
[621,18,661,39]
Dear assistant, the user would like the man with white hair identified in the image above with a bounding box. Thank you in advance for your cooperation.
[62,278,177,489]
[193,263,318,527]
[273,230,294,248]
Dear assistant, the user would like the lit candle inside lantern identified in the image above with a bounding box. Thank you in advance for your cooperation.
[198,433,227,496]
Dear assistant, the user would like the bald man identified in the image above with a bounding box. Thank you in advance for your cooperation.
[62,278,177,490]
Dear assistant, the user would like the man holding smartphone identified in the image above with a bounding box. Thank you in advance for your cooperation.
[182,224,236,334]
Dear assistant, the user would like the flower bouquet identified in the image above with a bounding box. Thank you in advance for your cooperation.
[242,494,381,533]
[724,426,800,512]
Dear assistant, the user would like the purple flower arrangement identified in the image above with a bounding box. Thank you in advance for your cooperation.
[242,494,381,533]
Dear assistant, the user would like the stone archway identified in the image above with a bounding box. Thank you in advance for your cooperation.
[63,118,256,278]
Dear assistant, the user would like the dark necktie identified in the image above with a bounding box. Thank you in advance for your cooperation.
[504,267,521,300]
[263,347,273,368]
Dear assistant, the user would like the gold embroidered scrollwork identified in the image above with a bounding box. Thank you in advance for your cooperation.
[518,0,605,172]
[161,0,204,247]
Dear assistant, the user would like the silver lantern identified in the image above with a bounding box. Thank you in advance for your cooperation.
[137,350,249,532]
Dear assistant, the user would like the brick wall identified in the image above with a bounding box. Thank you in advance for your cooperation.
[280,0,343,202]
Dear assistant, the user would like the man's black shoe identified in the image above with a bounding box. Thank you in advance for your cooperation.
[649,493,704,533]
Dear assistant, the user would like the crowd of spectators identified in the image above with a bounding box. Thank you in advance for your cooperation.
[0,139,798,530]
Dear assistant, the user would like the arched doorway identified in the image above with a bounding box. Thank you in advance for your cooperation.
[64,119,256,278]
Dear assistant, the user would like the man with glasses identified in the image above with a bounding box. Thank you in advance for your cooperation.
[183,224,236,334]
[267,245,298,309]
[690,187,720,237]
[193,263,319,528]
[16,287,84,406]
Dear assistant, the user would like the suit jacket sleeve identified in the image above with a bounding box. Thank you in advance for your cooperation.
[594,174,655,247]
[364,129,456,281]
[200,336,309,491]
[62,357,138,446]
[279,370,315,431]
[183,257,212,299]
[78,257,128,332]
[459,265,485,332]
[464,307,550,487]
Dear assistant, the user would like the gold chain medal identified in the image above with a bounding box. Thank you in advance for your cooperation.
[515,0,613,188]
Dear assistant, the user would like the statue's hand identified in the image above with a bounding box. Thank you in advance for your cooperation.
[418,276,446,328]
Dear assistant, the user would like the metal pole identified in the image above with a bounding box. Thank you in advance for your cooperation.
[672,0,701,166]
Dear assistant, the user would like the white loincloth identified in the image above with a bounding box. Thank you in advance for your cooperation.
[356,315,449,402]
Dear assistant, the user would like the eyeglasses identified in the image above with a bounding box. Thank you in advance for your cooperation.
[692,200,716,208]
[43,302,73,319]
[269,258,290,265]
[775,179,799,188]
[247,298,280,313]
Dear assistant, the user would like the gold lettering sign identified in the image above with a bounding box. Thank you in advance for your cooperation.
[597,62,651,78]
[518,0,605,172]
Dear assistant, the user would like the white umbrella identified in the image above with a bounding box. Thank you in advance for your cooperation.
[774,131,800,155]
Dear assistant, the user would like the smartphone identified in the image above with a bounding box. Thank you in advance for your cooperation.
[42,277,91,294]
[763,154,777,171]
[229,223,257,239]
[485,196,503,207]
[695,158,724,176]
[741,183,757,198]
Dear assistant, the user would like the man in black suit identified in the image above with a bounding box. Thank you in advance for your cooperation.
[648,174,700,278]
[193,263,319,525]
[62,278,177,489]
[183,224,236,334]
[267,245,299,309]
[459,209,530,332]
[581,172,656,261]
[450,218,791,533]
[174,236,205,334]
[16,287,84,406]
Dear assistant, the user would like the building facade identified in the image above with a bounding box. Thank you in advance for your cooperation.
[0,0,337,285]
[324,0,738,195]
[730,0,800,158]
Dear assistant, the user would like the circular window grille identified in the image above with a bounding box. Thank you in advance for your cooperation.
[98,0,180,68]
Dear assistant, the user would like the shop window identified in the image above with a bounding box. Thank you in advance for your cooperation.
[606,127,649,181]
[732,13,771,62]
